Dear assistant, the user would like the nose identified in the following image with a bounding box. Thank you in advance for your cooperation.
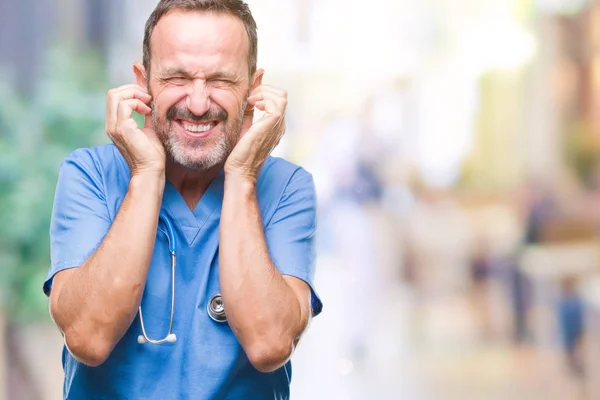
[186,80,211,117]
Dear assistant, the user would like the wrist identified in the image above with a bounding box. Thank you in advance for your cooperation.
[129,171,166,195]
[224,171,257,196]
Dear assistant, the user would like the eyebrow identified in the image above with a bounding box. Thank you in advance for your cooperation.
[205,71,238,81]
[160,67,195,79]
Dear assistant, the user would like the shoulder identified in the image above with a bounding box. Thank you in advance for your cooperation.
[257,157,316,225]
[57,144,129,205]
[61,144,121,168]
[59,144,127,179]
[258,156,314,192]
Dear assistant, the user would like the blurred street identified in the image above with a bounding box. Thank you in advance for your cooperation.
[292,257,584,400]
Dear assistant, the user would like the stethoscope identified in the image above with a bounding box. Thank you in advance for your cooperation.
[137,211,227,345]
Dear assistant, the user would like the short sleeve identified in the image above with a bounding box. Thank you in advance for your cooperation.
[43,150,112,296]
[265,168,323,317]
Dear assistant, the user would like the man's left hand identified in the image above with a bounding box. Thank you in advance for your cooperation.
[224,84,287,182]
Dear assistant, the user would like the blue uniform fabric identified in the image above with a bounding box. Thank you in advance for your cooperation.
[43,144,322,400]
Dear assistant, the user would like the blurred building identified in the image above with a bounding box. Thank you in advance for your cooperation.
[547,0,600,187]
[0,0,53,95]
[0,0,156,95]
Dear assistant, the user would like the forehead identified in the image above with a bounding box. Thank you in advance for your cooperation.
[151,10,249,75]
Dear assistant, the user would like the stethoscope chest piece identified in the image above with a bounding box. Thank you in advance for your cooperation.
[208,293,227,323]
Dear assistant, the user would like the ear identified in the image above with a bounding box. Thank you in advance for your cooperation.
[133,62,153,128]
[133,62,148,88]
[242,68,265,132]
[250,68,264,92]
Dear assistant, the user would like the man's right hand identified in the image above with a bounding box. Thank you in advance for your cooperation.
[105,84,165,177]
[51,86,167,364]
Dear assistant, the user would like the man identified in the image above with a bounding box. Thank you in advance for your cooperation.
[43,1,322,398]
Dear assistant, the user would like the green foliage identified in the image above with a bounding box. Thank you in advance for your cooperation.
[0,45,110,323]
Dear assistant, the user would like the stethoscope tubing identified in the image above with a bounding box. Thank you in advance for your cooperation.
[138,211,227,345]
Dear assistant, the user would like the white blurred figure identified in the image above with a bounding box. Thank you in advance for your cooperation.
[321,112,392,368]
[404,186,473,299]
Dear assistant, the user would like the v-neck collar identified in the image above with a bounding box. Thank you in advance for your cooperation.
[161,168,225,246]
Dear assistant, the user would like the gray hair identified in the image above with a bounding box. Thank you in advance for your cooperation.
[143,0,258,77]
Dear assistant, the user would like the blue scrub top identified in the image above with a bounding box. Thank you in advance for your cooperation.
[43,144,323,400]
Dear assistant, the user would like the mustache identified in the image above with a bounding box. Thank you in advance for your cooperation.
[166,104,228,122]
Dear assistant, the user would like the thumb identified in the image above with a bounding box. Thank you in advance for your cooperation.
[141,125,160,141]
[241,101,255,135]
[144,112,154,129]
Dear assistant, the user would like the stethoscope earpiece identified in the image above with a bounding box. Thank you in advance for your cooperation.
[137,333,177,344]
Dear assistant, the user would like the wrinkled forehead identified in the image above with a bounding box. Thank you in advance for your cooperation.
[150,10,250,77]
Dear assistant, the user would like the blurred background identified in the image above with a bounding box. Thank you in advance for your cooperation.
[4,0,600,399]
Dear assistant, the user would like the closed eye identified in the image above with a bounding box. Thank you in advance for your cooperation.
[209,78,234,86]
[164,76,188,85]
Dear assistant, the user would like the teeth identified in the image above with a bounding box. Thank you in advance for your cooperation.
[182,122,213,133]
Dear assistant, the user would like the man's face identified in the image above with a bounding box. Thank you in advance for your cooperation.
[146,11,253,170]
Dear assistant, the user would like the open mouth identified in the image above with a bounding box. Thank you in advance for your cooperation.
[175,119,220,139]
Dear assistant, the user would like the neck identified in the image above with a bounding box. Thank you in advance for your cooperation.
[166,159,223,210]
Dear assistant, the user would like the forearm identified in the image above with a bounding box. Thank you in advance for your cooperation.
[52,173,164,363]
[219,175,305,371]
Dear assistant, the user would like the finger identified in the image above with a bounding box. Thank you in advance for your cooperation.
[256,96,285,119]
[242,92,259,132]
[247,85,285,103]
[254,100,266,112]
[244,97,256,116]
[144,113,154,129]
[112,83,149,95]
[111,87,152,103]
[241,104,255,135]
[131,99,152,115]
[107,87,151,118]
[107,88,152,131]
[248,85,287,101]
[255,99,286,134]
[246,92,262,106]
[250,89,287,111]
[107,84,139,98]
[117,99,151,130]
[113,83,142,91]
[266,91,287,112]
[258,85,287,99]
